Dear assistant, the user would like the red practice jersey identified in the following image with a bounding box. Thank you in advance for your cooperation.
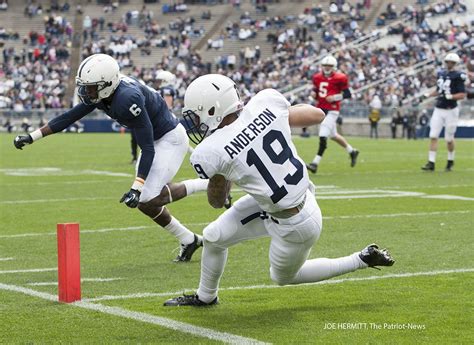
[312,71,349,111]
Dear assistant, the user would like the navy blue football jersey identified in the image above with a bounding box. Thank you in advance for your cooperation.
[48,76,178,179]
[435,70,467,109]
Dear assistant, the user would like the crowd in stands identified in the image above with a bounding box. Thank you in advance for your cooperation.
[81,3,204,68]
[1,0,471,117]
[1,13,73,110]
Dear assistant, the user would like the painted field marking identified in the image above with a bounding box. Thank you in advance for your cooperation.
[0,283,269,345]
[0,268,57,274]
[322,210,472,220]
[8,180,129,186]
[0,226,154,239]
[0,168,132,177]
[1,197,115,205]
[0,210,471,240]
[4,183,474,204]
[0,258,14,261]
[27,278,123,286]
[82,268,474,302]
[421,195,474,201]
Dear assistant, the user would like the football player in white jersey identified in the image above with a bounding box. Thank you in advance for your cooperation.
[164,74,395,306]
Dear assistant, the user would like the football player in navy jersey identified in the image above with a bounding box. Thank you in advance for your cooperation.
[14,54,208,262]
[422,53,467,172]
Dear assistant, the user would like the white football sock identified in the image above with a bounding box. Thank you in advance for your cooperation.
[345,144,354,153]
[447,151,455,161]
[290,253,366,284]
[197,241,228,304]
[183,179,209,196]
[428,151,436,163]
[164,216,195,244]
[312,155,322,165]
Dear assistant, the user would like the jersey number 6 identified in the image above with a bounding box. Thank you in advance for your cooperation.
[246,130,303,204]
[129,104,142,116]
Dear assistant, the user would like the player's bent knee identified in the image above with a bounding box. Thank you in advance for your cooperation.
[270,267,295,286]
[153,186,171,207]
[203,223,221,244]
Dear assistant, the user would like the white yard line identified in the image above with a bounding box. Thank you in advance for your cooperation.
[0,257,14,261]
[27,278,123,286]
[0,283,268,345]
[421,195,474,201]
[1,197,115,204]
[0,268,57,274]
[323,210,472,220]
[0,210,471,240]
[318,192,425,199]
[0,168,132,178]
[0,226,154,239]
[8,180,128,186]
[82,268,474,302]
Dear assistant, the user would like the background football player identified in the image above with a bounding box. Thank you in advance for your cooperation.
[421,52,467,172]
[306,55,359,174]
[14,54,207,262]
[164,74,394,307]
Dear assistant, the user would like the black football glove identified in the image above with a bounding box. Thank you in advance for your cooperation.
[120,188,141,208]
[13,134,33,150]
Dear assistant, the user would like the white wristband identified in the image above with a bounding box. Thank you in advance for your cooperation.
[30,129,43,141]
[131,177,145,192]
[445,94,453,100]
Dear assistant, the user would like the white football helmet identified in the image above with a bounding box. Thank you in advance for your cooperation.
[182,74,243,144]
[444,53,460,64]
[156,70,176,87]
[321,55,337,76]
[76,54,120,105]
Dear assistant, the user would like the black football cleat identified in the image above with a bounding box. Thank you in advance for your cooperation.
[173,234,203,262]
[359,244,395,270]
[164,293,218,307]
[421,161,435,171]
[306,163,318,174]
[350,150,359,167]
[445,160,454,172]
[224,194,233,209]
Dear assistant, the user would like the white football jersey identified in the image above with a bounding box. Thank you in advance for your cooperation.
[190,89,309,213]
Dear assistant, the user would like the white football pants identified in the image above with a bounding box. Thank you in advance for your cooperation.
[197,189,366,303]
[137,123,189,202]
[429,107,459,141]
[319,110,340,138]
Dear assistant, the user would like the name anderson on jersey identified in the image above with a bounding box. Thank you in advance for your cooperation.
[224,108,277,159]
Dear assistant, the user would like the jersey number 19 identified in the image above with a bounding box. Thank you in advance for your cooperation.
[246,130,303,203]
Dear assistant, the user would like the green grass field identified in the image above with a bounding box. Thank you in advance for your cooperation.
[1,133,473,344]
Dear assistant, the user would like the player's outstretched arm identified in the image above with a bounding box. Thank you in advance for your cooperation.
[13,103,95,150]
[288,104,325,127]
